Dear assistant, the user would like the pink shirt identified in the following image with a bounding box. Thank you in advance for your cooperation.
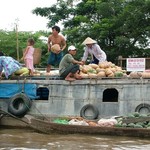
[25,46,34,60]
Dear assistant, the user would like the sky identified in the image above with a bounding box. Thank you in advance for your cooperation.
[0,0,57,32]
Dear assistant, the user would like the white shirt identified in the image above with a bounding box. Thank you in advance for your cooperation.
[82,44,107,63]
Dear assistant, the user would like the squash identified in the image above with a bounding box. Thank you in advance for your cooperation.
[80,72,89,78]
[97,71,106,78]
[129,71,142,78]
[114,71,124,77]
[88,64,99,69]
[142,72,150,78]
[88,73,97,78]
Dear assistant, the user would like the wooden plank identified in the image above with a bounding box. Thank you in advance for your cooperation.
[122,117,150,124]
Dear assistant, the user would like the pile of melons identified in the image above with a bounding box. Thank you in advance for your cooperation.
[79,61,127,79]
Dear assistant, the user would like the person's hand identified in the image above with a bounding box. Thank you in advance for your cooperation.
[55,49,62,54]
[81,61,85,65]
[78,61,84,65]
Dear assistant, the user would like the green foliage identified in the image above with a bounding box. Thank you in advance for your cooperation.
[0,30,48,67]
[32,0,150,63]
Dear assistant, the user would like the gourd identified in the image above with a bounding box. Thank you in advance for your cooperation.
[114,71,124,77]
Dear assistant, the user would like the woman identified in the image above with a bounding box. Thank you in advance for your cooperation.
[0,55,29,79]
[82,37,107,64]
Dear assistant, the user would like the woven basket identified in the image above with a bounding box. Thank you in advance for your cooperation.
[22,48,41,65]
[33,48,41,65]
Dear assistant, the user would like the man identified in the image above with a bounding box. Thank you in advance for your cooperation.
[82,37,107,64]
[59,45,83,81]
[47,25,67,73]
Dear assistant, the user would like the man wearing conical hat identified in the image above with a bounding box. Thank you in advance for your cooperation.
[82,37,107,65]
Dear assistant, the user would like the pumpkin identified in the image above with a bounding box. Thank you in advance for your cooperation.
[129,71,142,78]
[142,72,150,78]
[97,71,106,77]
[80,72,89,78]
[88,64,99,69]
[105,69,113,76]
[88,73,97,78]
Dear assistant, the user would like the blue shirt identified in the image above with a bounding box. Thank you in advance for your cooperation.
[0,56,21,78]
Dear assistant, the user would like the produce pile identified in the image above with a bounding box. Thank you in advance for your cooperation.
[52,112,150,129]
[8,60,150,79]
[129,71,150,78]
[115,112,150,129]
[79,61,127,78]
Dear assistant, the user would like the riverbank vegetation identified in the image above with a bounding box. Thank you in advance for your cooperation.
[0,0,149,67]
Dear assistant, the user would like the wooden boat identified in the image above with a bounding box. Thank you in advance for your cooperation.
[1,110,150,138]
[29,117,150,138]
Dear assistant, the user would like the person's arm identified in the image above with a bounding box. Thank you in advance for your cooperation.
[23,46,29,59]
[82,47,89,62]
[72,59,84,65]
[47,35,52,52]
[60,36,66,51]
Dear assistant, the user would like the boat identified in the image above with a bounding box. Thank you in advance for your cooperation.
[0,73,150,120]
[1,110,150,138]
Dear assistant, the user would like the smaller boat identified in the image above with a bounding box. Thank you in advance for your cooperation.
[0,109,150,138]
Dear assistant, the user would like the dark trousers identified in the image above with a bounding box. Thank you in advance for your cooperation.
[91,55,99,64]
[60,64,80,79]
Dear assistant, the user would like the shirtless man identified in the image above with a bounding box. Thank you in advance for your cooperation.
[47,25,66,73]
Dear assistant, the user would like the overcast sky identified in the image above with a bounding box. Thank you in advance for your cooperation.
[0,0,57,32]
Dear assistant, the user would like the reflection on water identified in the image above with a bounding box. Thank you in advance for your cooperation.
[0,128,150,150]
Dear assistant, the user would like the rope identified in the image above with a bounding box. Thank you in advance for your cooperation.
[0,109,29,125]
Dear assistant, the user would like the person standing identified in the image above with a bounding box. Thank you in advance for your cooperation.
[59,45,83,81]
[82,37,107,65]
[22,38,35,76]
[47,25,66,73]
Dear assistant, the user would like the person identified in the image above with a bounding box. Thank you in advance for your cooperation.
[47,25,67,73]
[59,45,84,81]
[0,56,29,79]
[81,37,107,65]
[22,38,35,76]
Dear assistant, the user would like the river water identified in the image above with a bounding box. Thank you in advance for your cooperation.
[0,128,150,150]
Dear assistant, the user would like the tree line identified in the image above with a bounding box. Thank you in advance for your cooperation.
[0,0,149,67]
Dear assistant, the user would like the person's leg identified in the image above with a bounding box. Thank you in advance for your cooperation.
[65,72,76,81]
[46,64,51,73]
[57,51,63,65]
[47,52,55,73]
[60,64,81,81]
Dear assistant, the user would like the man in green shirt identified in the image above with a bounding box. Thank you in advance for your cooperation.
[59,45,84,81]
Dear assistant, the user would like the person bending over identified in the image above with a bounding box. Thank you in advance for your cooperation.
[82,37,107,65]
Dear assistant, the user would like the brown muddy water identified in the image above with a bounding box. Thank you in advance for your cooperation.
[0,128,150,150]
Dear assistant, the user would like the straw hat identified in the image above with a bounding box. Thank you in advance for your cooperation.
[51,44,61,53]
[82,37,97,45]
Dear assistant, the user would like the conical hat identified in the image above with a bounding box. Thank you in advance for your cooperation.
[51,44,60,53]
[82,37,97,45]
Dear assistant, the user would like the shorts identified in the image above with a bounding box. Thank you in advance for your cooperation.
[47,51,63,66]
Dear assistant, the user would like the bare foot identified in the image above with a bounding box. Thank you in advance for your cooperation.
[65,77,76,81]
[74,74,82,80]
